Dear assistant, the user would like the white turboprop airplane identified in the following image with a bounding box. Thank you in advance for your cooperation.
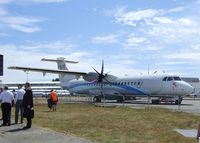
[8,57,194,103]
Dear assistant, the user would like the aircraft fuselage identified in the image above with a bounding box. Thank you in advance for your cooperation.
[62,75,193,97]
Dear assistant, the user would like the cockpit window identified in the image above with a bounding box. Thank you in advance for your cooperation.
[163,76,182,81]
[162,77,167,81]
[167,77,173,81]
[173,76,181,81]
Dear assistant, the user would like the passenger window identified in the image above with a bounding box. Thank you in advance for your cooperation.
[162,77,167,81]
[167,77,173,81]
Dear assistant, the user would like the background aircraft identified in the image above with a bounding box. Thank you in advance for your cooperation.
[8,57,194,104]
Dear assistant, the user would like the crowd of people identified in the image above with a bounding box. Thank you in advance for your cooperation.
[0,82,34,129]
[0,82,58,129]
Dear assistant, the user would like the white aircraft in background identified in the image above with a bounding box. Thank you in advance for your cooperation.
[8,57,194,104]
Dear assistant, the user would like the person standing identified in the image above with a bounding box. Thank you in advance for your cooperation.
[50,89,58,111]
[12,89,16,98]
[0,86,14,126]
[14,84,25,124]
[197,123,200,143]
[22,82,33,129]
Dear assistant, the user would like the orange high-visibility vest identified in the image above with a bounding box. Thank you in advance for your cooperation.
[50,91,58,102]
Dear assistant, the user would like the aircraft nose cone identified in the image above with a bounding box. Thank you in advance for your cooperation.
[182,83,194,95]
[187,84,194,94]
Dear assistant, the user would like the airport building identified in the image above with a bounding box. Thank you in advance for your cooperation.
[0,81,69,97]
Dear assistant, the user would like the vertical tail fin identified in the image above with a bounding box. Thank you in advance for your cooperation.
[41,57,78,82]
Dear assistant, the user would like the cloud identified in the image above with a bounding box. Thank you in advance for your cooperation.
[123,33,147,48]
[0,0,12,4]
[108,3,200,51]
[9,24,41,33]
[144,16,200,44]
[0,0,66,33]
[0,39,92,82]
[0,40,78,59]
[164,52,200,61]
[0,7,8,15]
[165,6,185,13]
[111,6,186,26]
[17,40,78,54]
[0,6,43,33]
[0,15,44,33]
[0,46,58,82]
[92,34,119,44]
[113,7,161,26]
[103,2,200,77]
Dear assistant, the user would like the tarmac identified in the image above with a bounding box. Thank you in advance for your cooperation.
[98,98,200,115]
[0,98,200,142]
[0,122,93,143]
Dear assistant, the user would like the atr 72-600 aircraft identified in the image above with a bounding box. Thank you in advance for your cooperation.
[8,57,193,103]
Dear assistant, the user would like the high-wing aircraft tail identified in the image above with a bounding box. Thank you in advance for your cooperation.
[41,57,78,70]
[41,57,79,82]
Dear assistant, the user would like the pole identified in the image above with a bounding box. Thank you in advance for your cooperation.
[26,71,29,82]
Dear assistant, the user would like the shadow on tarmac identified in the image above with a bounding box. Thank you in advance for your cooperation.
[104,100,194,106]
[5,128,25,132]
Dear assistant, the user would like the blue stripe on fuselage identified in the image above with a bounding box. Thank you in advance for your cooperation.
[65,82,147,95]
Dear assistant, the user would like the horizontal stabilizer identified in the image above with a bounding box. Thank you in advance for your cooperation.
[41,57,78,64]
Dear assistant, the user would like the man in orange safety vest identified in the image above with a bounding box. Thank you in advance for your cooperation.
[50,89,58,111]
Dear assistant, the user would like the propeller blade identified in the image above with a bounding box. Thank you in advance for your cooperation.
[104,77,111,84]
[92,67,101,75]
[92,60,107,98]
[101,60,104,75]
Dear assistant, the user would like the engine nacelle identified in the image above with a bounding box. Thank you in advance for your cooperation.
[104,74,117,81]
[83,72,99,82]
[83,72,117,82]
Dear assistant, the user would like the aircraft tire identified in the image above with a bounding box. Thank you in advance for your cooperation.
[117,96,124,103]
[175,100,181,105]
[94,96,101,102]
[152,99,160,104]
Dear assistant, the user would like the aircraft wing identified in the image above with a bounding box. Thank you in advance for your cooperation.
[8,66,87,76]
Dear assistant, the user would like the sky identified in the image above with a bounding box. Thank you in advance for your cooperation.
[1,0,200,82]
